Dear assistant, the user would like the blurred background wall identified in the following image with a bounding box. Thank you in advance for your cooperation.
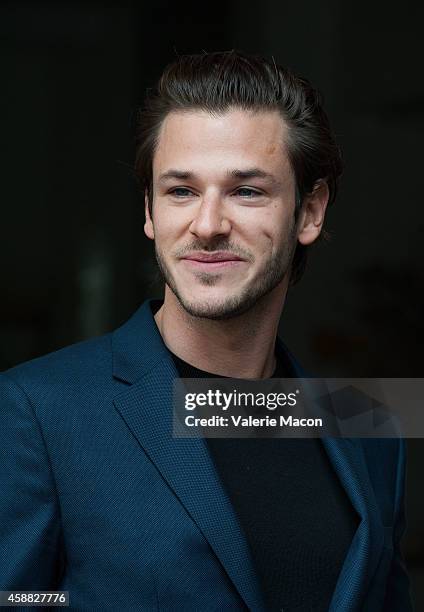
[2,0,423,606]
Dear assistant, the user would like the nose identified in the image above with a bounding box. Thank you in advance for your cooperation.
[189,192,231,241]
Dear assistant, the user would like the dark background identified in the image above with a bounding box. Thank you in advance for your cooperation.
[2,0,423,606]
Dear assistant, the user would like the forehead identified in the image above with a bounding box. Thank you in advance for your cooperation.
[153,108,293,179]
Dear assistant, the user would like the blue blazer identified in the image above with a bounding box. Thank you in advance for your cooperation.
[0,300,413,611]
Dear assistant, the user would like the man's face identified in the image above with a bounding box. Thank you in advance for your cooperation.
[145,108,299,320]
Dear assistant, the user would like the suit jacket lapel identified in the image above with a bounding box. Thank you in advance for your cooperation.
[277,337,386,610]
[322,437,385,611]
[112,302,266,611]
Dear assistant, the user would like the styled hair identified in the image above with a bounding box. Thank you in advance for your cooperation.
[135,50,343,284]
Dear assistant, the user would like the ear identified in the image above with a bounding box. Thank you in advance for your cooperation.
[144,192,155,240]
[296,180,330,246]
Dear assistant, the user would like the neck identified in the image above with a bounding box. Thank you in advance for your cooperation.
[154,284,288,379]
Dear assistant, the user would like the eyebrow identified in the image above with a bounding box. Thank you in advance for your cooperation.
[158,170,193,182]
[158,168,279,184]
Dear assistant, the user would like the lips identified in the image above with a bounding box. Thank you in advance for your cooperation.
[181,251,245,270]
[182,251,244,263]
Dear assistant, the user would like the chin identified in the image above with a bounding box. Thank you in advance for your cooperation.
[175,289,261,321]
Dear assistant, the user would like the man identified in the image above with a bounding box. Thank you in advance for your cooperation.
[0,51,413,611]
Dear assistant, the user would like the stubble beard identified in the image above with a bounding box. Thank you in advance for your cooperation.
[154,231,297,321]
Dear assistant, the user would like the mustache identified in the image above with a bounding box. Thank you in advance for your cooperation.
[173,239,255,262]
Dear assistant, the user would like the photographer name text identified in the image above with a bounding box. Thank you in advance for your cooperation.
[184,415,323,428]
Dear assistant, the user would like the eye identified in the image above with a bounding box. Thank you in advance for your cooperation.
[168,187,195,198]
[233,187,263,198]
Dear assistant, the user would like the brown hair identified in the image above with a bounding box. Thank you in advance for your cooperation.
[135,50,343,284]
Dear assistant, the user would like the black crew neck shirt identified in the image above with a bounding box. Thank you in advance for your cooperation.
[171,352,359,612]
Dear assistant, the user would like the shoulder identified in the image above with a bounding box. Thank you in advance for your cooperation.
[0,301,163,411]
[1,333,114,401]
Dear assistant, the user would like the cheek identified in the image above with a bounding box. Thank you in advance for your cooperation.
[152,202,191,242]
[236,227,274,262]
[250,202,292,234]
[257,217,296,257]
[151,212,175,244]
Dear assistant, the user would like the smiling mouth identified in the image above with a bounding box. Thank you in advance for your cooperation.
[181,252,246,270]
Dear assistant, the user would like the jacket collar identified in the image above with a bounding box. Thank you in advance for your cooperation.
[112,299,169,384]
